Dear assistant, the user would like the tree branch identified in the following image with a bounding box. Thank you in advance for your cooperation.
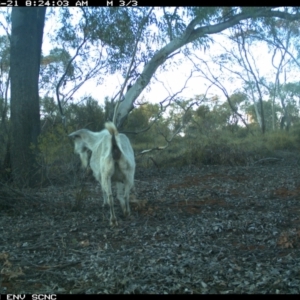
[55,9,89,126]
[188,54,253,134]
[116,7,300,127]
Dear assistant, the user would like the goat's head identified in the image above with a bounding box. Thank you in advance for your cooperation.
[69,130,90,169]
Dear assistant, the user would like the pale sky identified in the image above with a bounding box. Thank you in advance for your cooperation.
[71,34,292,107]
[65,36,266,105]
[1,8,299,108]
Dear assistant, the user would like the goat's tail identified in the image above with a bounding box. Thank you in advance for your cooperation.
[105,122,118,136]
[105,122,121,160]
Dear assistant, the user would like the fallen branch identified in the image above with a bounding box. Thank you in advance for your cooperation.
[253,157,283,165]
[0,181,40,209]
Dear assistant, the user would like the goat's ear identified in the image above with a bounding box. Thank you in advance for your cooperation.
[68,132,79,139]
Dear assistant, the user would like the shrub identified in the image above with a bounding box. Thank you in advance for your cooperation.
[37,123,77,185]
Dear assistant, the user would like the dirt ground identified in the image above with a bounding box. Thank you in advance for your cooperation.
[1,155,300,294]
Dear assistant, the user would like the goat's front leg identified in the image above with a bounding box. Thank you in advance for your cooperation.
[97,176,108,207]
[102,177,117,226]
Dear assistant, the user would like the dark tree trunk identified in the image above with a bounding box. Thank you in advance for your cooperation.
[10,8,46,187]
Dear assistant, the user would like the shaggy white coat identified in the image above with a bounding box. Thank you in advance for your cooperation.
[69,122,135,226]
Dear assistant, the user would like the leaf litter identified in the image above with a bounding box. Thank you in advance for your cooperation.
[1,160,300,293]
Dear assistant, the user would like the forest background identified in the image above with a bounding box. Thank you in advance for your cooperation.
[1,7,300,186]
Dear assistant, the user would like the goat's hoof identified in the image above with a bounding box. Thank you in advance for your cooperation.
[124,212,131,218]
[122,208,130,217]
[110,219,118,227]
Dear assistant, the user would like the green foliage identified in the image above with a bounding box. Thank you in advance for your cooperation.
[283,82,300,102]
[265,131,298,150]
[245,100,282,130]
[91,8,137,60]
[123,103,160,144]
[67,97,105,131]
[186,101,237,135]
[35,91,300,183]
[134,94,300,169]
[37,122,75,185]
[42,48,74,75]
[40,96,105,132]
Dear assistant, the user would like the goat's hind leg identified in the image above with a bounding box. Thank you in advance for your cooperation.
[102,177,117,226]
[102,189,108,207]
[123,179,132,217]
[116,182,130,217]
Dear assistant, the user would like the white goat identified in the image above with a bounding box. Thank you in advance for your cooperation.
[69,122,135,226]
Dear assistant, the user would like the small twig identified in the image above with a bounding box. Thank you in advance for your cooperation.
[148,157,159,168]
[134,179,151,184]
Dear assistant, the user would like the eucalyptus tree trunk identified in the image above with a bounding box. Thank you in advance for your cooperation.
[10,8,46,187]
